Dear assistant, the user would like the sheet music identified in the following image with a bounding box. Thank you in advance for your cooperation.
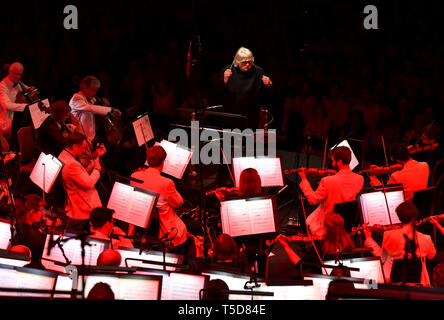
[232,157,284,187]
[107,182,158,228]
[29,152,63,193]
[220,198,277,237]
[84,275,120,298]
[0,267,55,298]
[118,278,160,300]
[118,248,179,271]
[202,272,252,300]
[29,98,50,129]
[304,276,338,300]
[132,114,154,146]
[323,259,385,284]
[360,191,403,226]
[157,140,193,179]
[42,235,105,273]
[161,273,207,300]
[254,283,322,300]
[332,140,359,170]
[0,221,11,250]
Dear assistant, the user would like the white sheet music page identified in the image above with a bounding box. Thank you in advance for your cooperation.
[132,114,154,147]
[161,273,206,300]
[232,157,284,187]
[361,191,403,226]
[15,271,55,298]
[107,182,157,228]
[118,277,160,300]
[254,282,322,300]
[29,98,50,129]
[29,152,63,193]
[157,140,192,179]
[0,221,11,250]
[202,272,251,300]
[221,198,276,237]
[323,259,385,284]
[220,199,252,237]
[118,248,178,271]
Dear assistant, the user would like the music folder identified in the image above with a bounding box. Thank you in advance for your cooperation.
[107,181,159,228]
[28,98,50,129]
[154,140,193,179]
[331,140,359,170]
[358,187,405,226]
[132,113,155,146]
[29,152,64,194]
[220,195,279,238]
[232,156,284,188]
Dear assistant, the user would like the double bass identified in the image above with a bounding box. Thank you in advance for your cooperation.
[93,96,126,147]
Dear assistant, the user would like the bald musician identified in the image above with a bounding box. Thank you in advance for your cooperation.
[298,146,364,237]
[0,62,29,138]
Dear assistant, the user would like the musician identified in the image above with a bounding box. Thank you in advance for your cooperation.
[221,47,272,128]
[369,142,429,201]
[89,207,133,249]
[130,145,195,255]
[276,213,354,274]
[298,146,364,237]
[58,132,106,232]
[0,62,28,139]
[37,100,77,155]
[69,75,121,143]
[212,168,262,201]
[364,201,436,286]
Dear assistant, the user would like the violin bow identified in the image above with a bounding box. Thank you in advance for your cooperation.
[322,138,328,170]
[220,146,236,186]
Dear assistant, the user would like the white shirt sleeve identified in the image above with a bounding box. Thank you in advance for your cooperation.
[70,94,112,115]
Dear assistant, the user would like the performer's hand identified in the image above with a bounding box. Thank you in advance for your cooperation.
[298,168,307,180]
[262,75,272,86]
[66,124,76,131]
[94,158,102,171]
[111,108,122,117]
[363,224,372,239]
[430,216,441,227]
[223,69,232,84]
[95,144,106,157]
[277,234,290,247]
[102,97,110,106]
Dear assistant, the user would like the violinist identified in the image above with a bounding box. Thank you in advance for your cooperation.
[69,75,121,143]
[369,142,429,201]
[363,201,436,286]
[58,132,106,232]
[274,213,355,276]
[38,100,77,155]
[210,168,262,201]
[298,146,364,237]
[0,62,28,140]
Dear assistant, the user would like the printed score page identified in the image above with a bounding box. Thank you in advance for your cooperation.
[220,198,277,237]
[157,140,193,179]
[0,267,55,298]
[29,152,63,193]
[29,98,50,129]
[253,282,322,300]
[232,157,284,187]
[42,235,105,273]
[107,182,158,228]
[117,248,179,271]
[323,258,385,284]
[0,221,11,250]
[202,272,253,300]
[132,114,154,146]
[360,191,403,226]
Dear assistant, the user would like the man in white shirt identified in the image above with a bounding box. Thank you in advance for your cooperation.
[298,146,364,237]
[69,75,121,143]
[370,143,429,201]
[0,62,28,139]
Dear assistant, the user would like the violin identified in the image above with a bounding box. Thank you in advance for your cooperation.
[284,168,337,178]
[408,143,439,154]
[206,187,240,200]
[77,143,105,174]
[358,164,403,176]
[265,234,324,245]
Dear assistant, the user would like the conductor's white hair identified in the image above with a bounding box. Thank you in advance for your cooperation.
[233,47,254,67]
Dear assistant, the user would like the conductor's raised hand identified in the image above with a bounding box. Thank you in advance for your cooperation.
[262,75,272,86]
[223,69,232,84]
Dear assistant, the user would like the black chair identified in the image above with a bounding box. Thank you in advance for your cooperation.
[14,127,37,195]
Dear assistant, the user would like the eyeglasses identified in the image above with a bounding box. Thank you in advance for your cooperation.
[239,60,253,65]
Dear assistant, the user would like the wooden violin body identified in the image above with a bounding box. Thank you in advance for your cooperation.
[284,168,337,178]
